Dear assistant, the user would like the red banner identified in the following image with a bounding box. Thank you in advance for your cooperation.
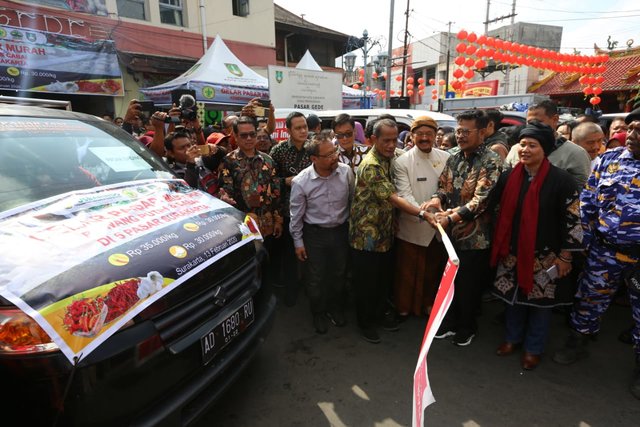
[462,80,499,97]
[413,225,459,427]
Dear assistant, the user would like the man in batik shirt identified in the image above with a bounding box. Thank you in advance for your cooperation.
[554,107,640,399]
[219,116,282,238]
[427,109,503,347]
[333,113,370,172]
[349,119,437,344]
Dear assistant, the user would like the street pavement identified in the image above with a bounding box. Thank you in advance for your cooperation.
[196,291,640,427]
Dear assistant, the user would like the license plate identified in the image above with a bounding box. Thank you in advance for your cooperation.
[201,298,254,365]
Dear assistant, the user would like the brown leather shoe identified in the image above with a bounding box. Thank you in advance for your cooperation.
[496,342,519,356]
[522,352,541,370]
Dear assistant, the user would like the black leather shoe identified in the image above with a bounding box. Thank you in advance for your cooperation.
[326,311,346,327]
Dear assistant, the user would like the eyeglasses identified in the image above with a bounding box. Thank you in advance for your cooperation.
[335,131,354,140]
[413,131,436,138]
[455,128,478,137]
[316,147,340,158]
[237,131,257,140]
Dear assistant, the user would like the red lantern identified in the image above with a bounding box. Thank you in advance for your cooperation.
[408,89,414,96]
[407,83,414,90]
[380,92,386,98]
[477,35,487,45]
[359,76,364,83]
[451,80,460,90]
[503,41,513,51]
[486,48,495,58]
[595,75,605,84]
[419,84,426,90]
[359,68,365,75]
[431,88,438,94]
[439,79,446,86]
[495,39,504,50]
[453,68,464,79]
[583,86,593,95]
[456,42,467,53]
[464,69,475,79]
[578,75,588,85]
[455,56,466,66]
[476,48,486,58]
[395,75,402,82]
[366,86,370,91]
[589,96,601,105]
[418,77,425,84]
[467,32,478,43]
[485,37,496,47]
[407,77,415,84]
[372,71,378,79]
[419,90,425,96]
[431,95,437,100]
[466,45,477,55]
[429,78,436,85]
[593,86,603,95]
[476,59,487,69]
[457,30,468,40]
[465,58,475,67]
[353,84,360,90]
[587,76,596,85]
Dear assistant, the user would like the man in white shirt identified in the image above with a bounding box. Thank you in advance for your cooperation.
[392,116,451,318]
[290,131,355,334]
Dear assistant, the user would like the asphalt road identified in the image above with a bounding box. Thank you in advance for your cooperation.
[196,291,640,427]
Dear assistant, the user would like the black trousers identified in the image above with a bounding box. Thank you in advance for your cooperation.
[302,223,348,314]
[351,248,393,329]
[442,249,491,335]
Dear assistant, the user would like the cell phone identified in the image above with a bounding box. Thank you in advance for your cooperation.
[138,101,154,120]
[545,265,559,281]
[253,106,267,117]
[197,144,210,156]
[258,99,270,107]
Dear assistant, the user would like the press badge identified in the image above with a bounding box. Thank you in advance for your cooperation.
[417,177,427,181]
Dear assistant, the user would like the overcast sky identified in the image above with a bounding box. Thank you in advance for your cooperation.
[275,0,640,60]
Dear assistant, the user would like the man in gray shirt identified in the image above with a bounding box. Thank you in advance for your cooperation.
[290,131,355,334]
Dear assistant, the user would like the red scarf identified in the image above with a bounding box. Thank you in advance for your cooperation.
[490,159,551,295]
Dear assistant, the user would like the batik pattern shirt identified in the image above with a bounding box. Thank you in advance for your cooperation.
[580,146,640,249]
[434,144,503,250]
[219,149,281,219]
[349,146,396,252]
[269,139,311,215]
[338,143,371,172]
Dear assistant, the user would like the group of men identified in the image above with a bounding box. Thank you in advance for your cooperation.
[118,97,639,398]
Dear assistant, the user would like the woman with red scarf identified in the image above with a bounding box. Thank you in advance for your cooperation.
[490,120,583,370]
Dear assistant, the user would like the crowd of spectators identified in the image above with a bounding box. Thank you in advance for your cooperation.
[111,98,640,399]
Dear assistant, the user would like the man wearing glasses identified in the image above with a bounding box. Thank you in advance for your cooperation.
[218,116,282,239]
[289,131,355,334]
[270,111,312,306]
[392,116,451,320]
[427,110,503,347]
[333,113,370,172]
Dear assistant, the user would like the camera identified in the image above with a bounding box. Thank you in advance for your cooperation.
[165,94,198,123]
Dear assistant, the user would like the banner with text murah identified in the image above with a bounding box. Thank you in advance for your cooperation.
[0,24,123,95]
[0,180,261,364]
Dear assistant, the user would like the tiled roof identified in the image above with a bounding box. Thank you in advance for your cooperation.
[274,3,349,38]
[530,48,640,95]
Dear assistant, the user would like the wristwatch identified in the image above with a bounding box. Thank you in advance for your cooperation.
[417,210,425,220]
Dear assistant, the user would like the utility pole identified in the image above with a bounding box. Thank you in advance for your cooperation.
[400,0,410,97]
[442,21,452,112]
[385,0,394,108]
[483,0,517,95]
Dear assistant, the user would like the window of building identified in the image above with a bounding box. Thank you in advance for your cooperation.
[160,0,184,26]
[117,0,146,20]
[232,0,250,17]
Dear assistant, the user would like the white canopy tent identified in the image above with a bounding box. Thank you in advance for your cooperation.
[140,35,268,106]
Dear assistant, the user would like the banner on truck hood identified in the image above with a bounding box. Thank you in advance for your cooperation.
[0,24,123,95]
[0,180,261,363]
